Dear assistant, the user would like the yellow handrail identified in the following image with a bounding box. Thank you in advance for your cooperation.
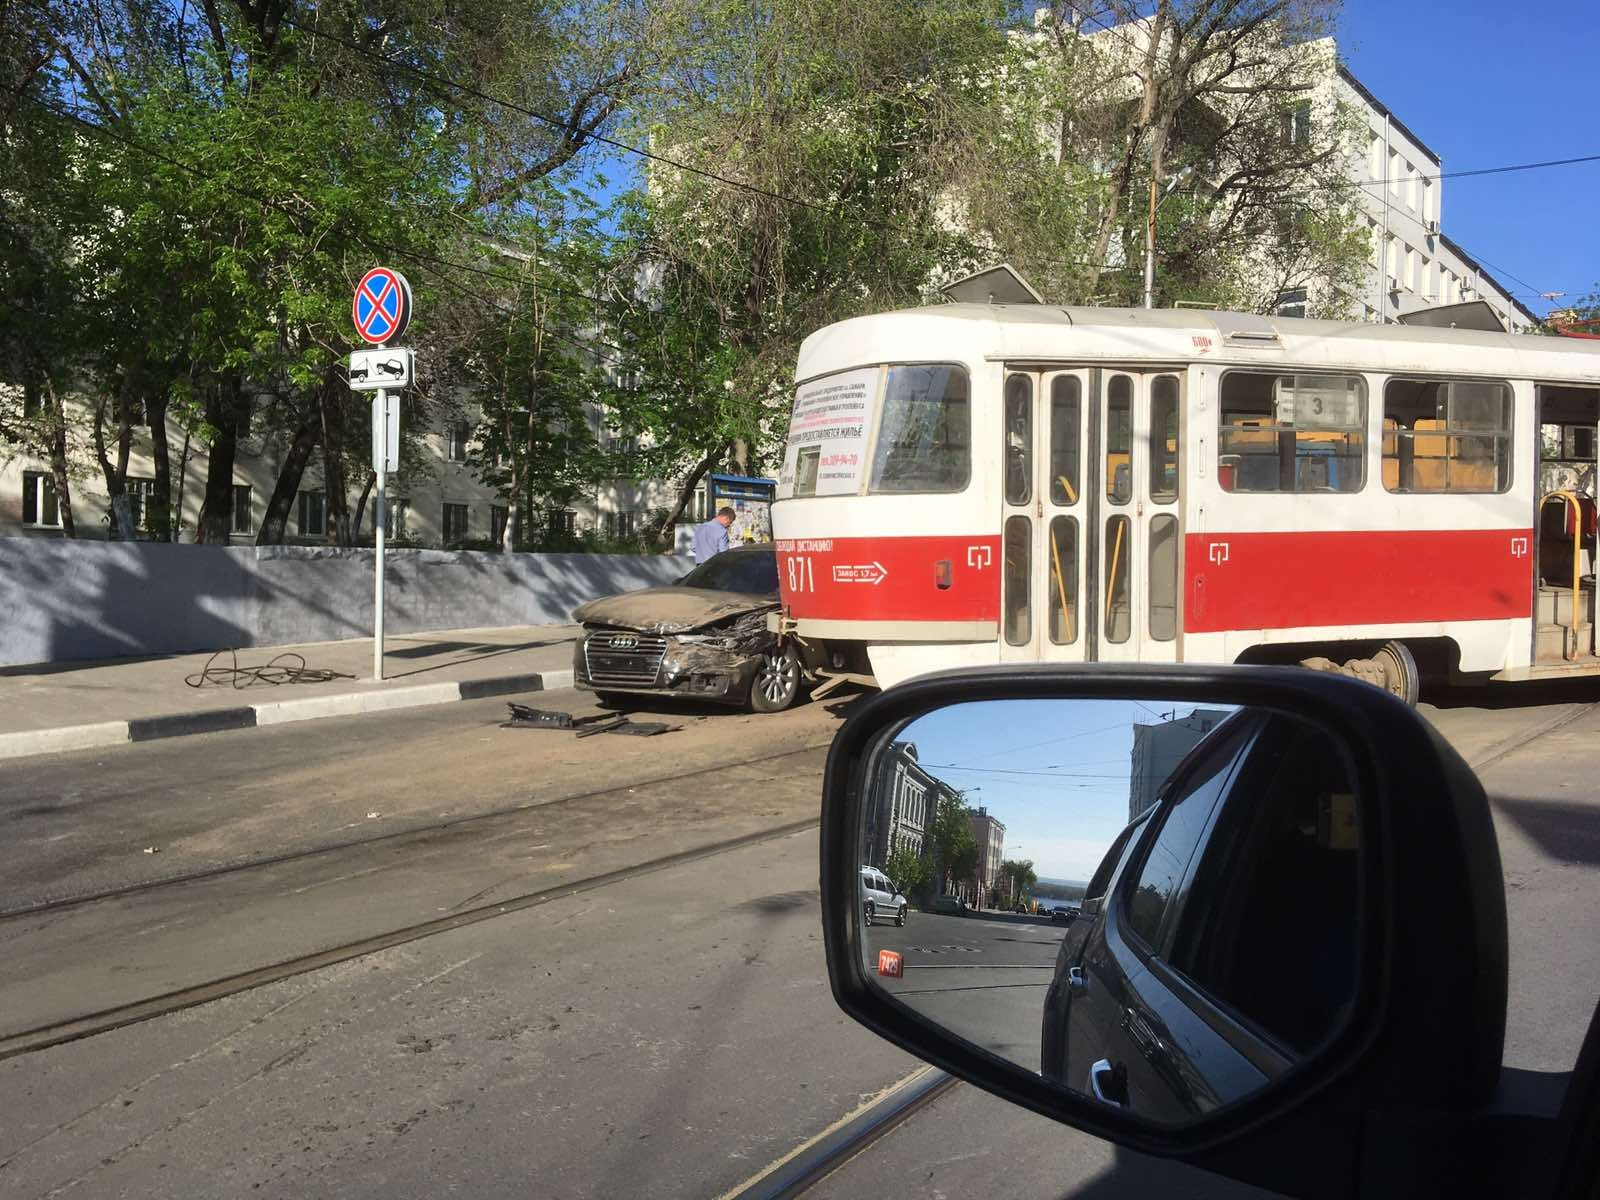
[1105,519,1127,619]
[1049,525,1074,644]
[1541,490,1586,661]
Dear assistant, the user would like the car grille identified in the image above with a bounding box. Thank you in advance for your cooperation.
[584,631,668,686]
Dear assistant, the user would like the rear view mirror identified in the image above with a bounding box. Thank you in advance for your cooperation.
[855,696,1359,1126]
[819,665,1508,1197]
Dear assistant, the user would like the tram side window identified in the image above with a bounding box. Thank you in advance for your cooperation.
[1218,372,1366,494]
[1050,376,1081,505]
[1004,373,1033,505]
[869,364,971,494]
[1383,379,1512,494]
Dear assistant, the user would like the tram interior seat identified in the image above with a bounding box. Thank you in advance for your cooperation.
[1380,418,1499,493]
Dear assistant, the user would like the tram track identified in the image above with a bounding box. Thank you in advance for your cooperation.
[0,739,832,923]
[0,814,821,1062]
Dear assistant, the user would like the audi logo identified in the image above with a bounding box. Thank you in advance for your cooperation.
[609,634,639,649]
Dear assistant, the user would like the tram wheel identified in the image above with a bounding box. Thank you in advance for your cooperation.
[1372,640,1420,706]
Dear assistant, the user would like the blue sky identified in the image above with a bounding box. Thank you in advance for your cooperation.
[1338,1,1599,317]
[896,699,1218,881]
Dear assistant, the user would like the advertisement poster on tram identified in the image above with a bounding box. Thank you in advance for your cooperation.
[779,366,877,497]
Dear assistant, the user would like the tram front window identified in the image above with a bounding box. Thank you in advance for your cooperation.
[870,364,971,494]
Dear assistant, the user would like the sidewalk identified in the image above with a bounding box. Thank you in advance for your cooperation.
[0,625,580,761]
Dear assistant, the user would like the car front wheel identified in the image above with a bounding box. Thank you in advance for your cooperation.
[895,905,907,927]
[749,644,801,713]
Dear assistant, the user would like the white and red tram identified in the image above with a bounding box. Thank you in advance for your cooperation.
[771,303,1600,701]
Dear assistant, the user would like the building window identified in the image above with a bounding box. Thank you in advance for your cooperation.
[1368,134,1383,181]
[1388,149,1400,198]
[1383,379,1513,494]
[372,495,409,539]
[22,471,61,528]
[123,476,155,533]
[491,505,509,545]
[548,509,576,538]
[297,490,326,537]
[1274,288,1309,319]
[232,484,252,534]
[1219,372,1367,494]
[443,502,469,543]
[1280,101,1310,146]
[22,387,43,419]
[447,421,470,463]
[602,510,639,540]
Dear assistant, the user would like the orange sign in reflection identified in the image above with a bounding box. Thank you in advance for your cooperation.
[877,950,904,978]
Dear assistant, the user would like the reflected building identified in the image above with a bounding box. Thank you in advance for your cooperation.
[969,806,1005,908]
[866,740,952,868]
[1128,709,1234,821]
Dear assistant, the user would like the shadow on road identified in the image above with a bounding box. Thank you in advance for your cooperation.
[1494,794,1600,866]
[1424,675,1600,711]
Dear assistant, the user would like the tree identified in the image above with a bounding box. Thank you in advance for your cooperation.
[884,845,933,901]
[609,0,1017,521]
[960,0,1367,314]
[929,792,978,897]
[1000,858,1039,904]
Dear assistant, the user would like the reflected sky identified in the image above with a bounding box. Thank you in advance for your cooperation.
[896,699,1224,880]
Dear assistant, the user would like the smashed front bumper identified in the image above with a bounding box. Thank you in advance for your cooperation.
[573,621,773,705]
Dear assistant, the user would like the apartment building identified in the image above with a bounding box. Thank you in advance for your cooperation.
[1334,66,1536,331]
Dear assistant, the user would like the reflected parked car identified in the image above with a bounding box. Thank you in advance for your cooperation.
[573,545,817,713]
[860,867,908,926]
[930,895,969,917]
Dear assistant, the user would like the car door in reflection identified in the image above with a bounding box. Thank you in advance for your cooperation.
[1062,712,1361,1125]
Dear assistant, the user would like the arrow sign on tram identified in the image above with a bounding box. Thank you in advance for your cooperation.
[832,561,889,586]
[352,266,413,345]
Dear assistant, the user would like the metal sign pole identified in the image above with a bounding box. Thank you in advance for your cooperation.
[374,387,387,681]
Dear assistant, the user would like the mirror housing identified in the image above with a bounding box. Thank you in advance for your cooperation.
[820,665,1506,1200]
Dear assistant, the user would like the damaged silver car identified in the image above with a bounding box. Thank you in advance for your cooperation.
[572,545,807,713]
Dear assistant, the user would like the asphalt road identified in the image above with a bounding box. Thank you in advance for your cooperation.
[0,679,1596,1199]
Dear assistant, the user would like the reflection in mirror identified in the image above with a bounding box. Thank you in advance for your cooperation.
[858,699,1362,1128]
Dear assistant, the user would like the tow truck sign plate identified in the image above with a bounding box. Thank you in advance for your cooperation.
[349,348,414,391]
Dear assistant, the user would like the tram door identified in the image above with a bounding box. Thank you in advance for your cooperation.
[999,367,1183,665]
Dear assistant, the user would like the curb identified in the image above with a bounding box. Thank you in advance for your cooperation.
[0,669,576,764]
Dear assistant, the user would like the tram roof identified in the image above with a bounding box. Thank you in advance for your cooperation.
[797,302,1600,386]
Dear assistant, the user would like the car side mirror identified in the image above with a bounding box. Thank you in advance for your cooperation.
[819,665,1508,1199]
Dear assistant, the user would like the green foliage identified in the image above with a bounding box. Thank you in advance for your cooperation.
[884,846,933,898]
[930,791,978,892]
[1000,858,1038,899]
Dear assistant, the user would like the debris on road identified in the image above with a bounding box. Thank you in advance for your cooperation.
[502,703,679,737]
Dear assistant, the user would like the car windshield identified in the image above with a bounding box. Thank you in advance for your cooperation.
[677,550,779,595]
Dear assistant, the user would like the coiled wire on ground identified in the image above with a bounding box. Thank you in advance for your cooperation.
[184,649,355,689]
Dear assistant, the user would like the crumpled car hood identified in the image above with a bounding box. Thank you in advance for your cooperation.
[573,587,777,634]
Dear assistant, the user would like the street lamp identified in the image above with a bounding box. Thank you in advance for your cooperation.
[1144,166,1193,311]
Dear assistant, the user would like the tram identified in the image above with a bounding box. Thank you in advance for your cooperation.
[770,301,1600,702]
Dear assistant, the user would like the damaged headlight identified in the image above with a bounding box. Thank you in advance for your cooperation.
[674,634,739,650]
